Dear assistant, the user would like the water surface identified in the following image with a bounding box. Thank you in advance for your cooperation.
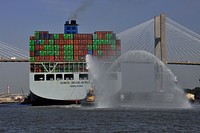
[0,103,199,132]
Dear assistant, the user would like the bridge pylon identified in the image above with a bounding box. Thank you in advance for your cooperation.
[154,13,167,64]
[154,13,167,93]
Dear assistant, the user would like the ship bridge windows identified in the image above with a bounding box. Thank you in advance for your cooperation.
[34,74,44,81]
[64,74,74,80]
[56,74,63,80]
[46,74,54,81]
[79,74,88,80]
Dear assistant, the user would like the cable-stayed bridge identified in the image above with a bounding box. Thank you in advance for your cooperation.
[0,14,200,65]
[0,41,29,62]
[117,14,200,65]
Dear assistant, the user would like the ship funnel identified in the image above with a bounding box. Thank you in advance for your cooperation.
[64,20,78,34]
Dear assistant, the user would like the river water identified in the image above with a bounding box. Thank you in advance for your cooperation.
[0,103,200,133]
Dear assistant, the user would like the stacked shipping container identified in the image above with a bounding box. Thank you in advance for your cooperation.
[30,21,121,73]
[30,31,120,63]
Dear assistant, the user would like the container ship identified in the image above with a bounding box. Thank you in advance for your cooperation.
[29,20,121,106]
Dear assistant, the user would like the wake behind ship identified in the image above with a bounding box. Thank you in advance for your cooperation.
[29,20,121,106]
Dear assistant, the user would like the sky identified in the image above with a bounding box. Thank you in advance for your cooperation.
[0,0,200,93]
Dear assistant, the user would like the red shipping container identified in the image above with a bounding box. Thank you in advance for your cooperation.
[59,55,64,59]
[87,40,91,45]
[39,31,49,34]
[83,51,87,55]
[60,40,65,45]
[59,45,64,51]
[67,40,73,45]
[74,40,78,45]
[59,34,64,40]
[78,51,83,56]
[39,45,44,50]
[74,56,79,62]
[39,56,45,61]
[30,51,34,57]
[74,51,79,56]
[93,51,98,56]
[94,31,113,34]
[116,40,121,45]
[74,45,79,51]
[55,56,59,61]
[44,40,49,45]
[35,45,40,50]
[30,36,35,40]
[78,56,85,61]
[63,40,67,45]
[49,56,55,61]
[102,51,106,56]
[59,51,64,56]
[54,40,58,44]
[98,45,102,50]
[116,45,121,50]
[34,56,40,62]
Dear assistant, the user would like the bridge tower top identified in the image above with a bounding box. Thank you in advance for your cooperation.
[154,13,167,64]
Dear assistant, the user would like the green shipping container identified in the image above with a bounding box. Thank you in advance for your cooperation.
[105,40,109,44]
[34,31,39,39]
[87,45,92,50]
[98,50,103,56]
[64,34,68,40]
[68,51,73,56]
[106,34,112,39]
[93,45,98,50]
[111,40,116,45]
[111,45,116,50]
[54,51,59,56]
[49,40,54,45]
[39,40,44,45]
[40,51,45,56]
[29,40,34,45]
[64,51,73,56]
[54,34,59,40]
[93,40,97,45]
[44,51,48,56]
[93,34,97,40]
[64,34,73,40]
[64,45,68,51]
[64,56,73,61]
[47,51,54,56]
[49,45,54,51]
[68,45,73,51]
[44,45,48,51]
[30,57,35,62]
[54,45,59,51]
[29,46,34,51]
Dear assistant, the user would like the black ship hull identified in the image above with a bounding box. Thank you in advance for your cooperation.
[30,91,81,106]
